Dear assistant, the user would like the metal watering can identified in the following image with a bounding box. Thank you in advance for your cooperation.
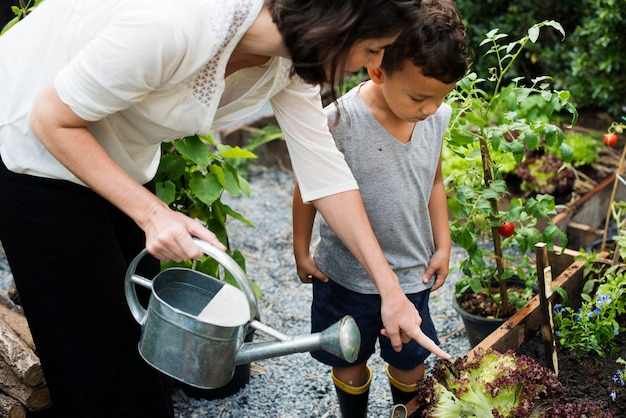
[125,239,360,389]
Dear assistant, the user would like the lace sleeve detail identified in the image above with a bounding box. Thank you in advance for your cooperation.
[184,0,257,107]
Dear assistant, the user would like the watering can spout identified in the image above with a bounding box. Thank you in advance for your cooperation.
[234,315,360,366]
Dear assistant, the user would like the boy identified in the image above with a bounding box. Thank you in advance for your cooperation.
[291,1,469,416]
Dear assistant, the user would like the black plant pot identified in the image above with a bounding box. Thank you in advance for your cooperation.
[181,329,255,400]
[452,277,531,348]
[452,295,506,348]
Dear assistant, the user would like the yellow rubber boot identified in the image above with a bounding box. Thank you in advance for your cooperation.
[386,365,418,406]
[332,366,372,418]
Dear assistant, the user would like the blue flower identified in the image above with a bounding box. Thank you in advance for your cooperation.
[610,390,617,401]
[588,307,601,318]
[596,293,612,307]
[553,303,563,314]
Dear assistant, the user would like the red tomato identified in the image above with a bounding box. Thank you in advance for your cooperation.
[498,222,515,238]
[604,133,618,147]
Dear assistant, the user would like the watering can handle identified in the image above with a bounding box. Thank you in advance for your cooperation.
[124,239,259,325]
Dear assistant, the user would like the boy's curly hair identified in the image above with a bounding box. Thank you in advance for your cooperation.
[381,0,471,84]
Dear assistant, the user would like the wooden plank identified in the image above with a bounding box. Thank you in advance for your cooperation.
[536,243,558,373]
[547,247,577,276]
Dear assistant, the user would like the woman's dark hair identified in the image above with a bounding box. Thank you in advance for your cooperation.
[380,0,471,84]
[268,0,422,102]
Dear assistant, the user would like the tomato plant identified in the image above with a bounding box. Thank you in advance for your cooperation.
[604,133,617,147]
[498,222,515,238]
[446,21,572,318]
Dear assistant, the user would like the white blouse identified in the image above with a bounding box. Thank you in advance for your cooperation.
[0,0,357,202]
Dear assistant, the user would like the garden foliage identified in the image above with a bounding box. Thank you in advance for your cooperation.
[454,0,626,116]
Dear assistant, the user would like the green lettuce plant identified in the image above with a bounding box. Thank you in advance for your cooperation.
[446,21,575,317]
[413,349,610,417]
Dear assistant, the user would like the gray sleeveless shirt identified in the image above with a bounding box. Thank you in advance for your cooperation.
[313,85,451,294]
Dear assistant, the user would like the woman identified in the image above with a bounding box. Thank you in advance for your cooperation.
[0,0,447,416]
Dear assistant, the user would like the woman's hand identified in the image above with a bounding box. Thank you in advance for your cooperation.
[141,201,225,261]
[380,289,451,360]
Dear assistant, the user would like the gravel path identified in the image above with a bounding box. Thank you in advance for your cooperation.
[0,165,471,418]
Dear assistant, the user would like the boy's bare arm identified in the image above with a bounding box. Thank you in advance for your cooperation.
[292,182,328,283]
[424,157,451,291]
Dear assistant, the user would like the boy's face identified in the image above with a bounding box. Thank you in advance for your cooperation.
[379,63,456,123]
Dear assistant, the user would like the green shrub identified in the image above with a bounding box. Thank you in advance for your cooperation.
[454,0,625,117]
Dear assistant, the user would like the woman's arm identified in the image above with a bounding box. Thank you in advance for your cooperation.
[29,83,224,261]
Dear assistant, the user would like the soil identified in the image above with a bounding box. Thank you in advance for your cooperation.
[516,320,626,417]
[514,265,626,418]
[459,284,529,318]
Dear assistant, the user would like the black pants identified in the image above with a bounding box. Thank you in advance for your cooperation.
[0,157,174,418]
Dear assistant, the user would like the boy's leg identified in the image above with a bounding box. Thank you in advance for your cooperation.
[386,363,424,405]
[311,279,382,418]
[332,364,372,418]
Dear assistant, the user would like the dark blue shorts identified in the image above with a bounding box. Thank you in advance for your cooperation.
[310,278,439,370]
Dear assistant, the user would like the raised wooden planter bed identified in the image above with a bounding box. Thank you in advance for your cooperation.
[467,247,585,356]
[552,173,626,251]
[466,172,623,356]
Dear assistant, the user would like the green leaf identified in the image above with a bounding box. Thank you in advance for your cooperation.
[523,130,540,151]
[173,136,210,167]
[528,26,540,43]
[464,112,488,127]
[559,143,574,163]
[508,140,526,164]
[552,286,568,303]
[217,144,258,159]
[210,163,226,188]
[544,20,565,40]
[237,174,252,198]
[542,124,561,147]
[189,172,222,207]
[221,203,255,227]
[198,133,217,146]
[222,165,241,197]
[156,180,176,205]
[158,152,186,181]
[448,128,477,146]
